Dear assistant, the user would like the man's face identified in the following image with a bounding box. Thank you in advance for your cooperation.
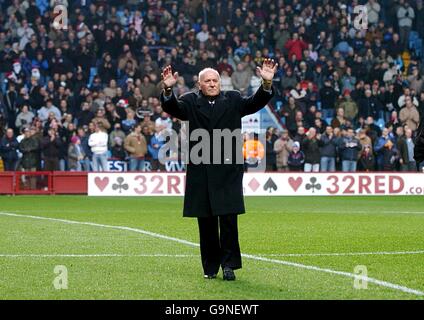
[382,128,388,137]
[198,70,221,97]
[6,129,14,138]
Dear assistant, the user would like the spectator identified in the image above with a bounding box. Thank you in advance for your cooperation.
[111,137,127,161]
[358,145,376,172]
[231,63,252,96]
[38,99,61,125]
[15,105,34,132]
[319,78,338,119]
[331,108,349,129]
[366,0,381,26]
[109,123,126,148]
[281,96,301,136]
[0,128,19,171]
[77,126,92,171]
[374,127,396,171]
[139,75,158,99]
[339,128,362,172]
[121,108,137,134]
[68,136,85,171]
[397,128,416,171]
[407,67,423,95]
[284,33,308,62]
[220,70,234,92]
[318,126,337,172]
[41,128,62,171]
[287,141,305,172]
[399,96,420,131]
[274,129,293,172]
[19,127,40,172]
[88,122,109,172]
[337,90,358,123]
[358,89,382,120]
[148,125,166,172]
[397,0,415,49]
[358,129,373,153]
[302,127,320,172]
[265,131,276,171]
[124,124,147,172]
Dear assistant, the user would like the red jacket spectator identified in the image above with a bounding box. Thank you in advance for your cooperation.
[284,34,308,61]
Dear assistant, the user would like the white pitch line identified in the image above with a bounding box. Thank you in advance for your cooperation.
[0,254,198,258]
[2,251,424,258]
[1,211,423,297]
[259,250,424,257]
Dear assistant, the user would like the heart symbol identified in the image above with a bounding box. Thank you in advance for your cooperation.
[95,177,109,192]
[288,177,302,192]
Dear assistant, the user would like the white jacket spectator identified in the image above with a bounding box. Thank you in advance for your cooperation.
[88,131,109,154]
[196,24,209,43]
[15,105,34,129]
[17,20,34,50]
[365,0,381,25]
[37,101,62,124]
[220,71,234,92]
[397,2,414,27]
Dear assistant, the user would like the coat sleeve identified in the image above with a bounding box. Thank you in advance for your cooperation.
[160,92,190,121]
[238,85,274,117]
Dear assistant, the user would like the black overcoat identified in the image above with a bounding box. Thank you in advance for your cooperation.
[161,86,274,217]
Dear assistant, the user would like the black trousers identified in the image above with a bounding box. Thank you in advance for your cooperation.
[197,214,242,275]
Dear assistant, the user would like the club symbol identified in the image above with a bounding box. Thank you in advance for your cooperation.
[305,177,321,193]
[112,177,129,193]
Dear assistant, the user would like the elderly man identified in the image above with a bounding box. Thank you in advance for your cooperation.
[160,59,277,280]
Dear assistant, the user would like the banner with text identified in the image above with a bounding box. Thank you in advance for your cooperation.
[88,173,424,196]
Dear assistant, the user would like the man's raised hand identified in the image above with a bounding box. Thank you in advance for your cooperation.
[257,58,278,81]
[161,65,178,89]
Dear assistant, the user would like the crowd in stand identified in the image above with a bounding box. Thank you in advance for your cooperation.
[1,0,424,173]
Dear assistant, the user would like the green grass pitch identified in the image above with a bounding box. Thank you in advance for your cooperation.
[0,195,424,300]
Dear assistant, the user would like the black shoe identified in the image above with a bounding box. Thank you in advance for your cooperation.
[223,267,236,281]
[204,273,217,279]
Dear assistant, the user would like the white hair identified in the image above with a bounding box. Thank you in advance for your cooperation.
[198,68,221,81]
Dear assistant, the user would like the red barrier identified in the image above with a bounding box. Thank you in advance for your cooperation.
[0,171,88,195]
[0,172,14,194]
[52,172,87,194]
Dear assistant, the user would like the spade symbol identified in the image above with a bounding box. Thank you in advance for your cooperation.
[263,178,278,193]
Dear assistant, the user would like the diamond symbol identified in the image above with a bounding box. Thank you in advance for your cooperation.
[248,178,260,192]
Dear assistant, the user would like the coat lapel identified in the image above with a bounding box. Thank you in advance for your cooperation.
[196,93,212,119]
[210,93,227,128]
[196,91,228,129]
